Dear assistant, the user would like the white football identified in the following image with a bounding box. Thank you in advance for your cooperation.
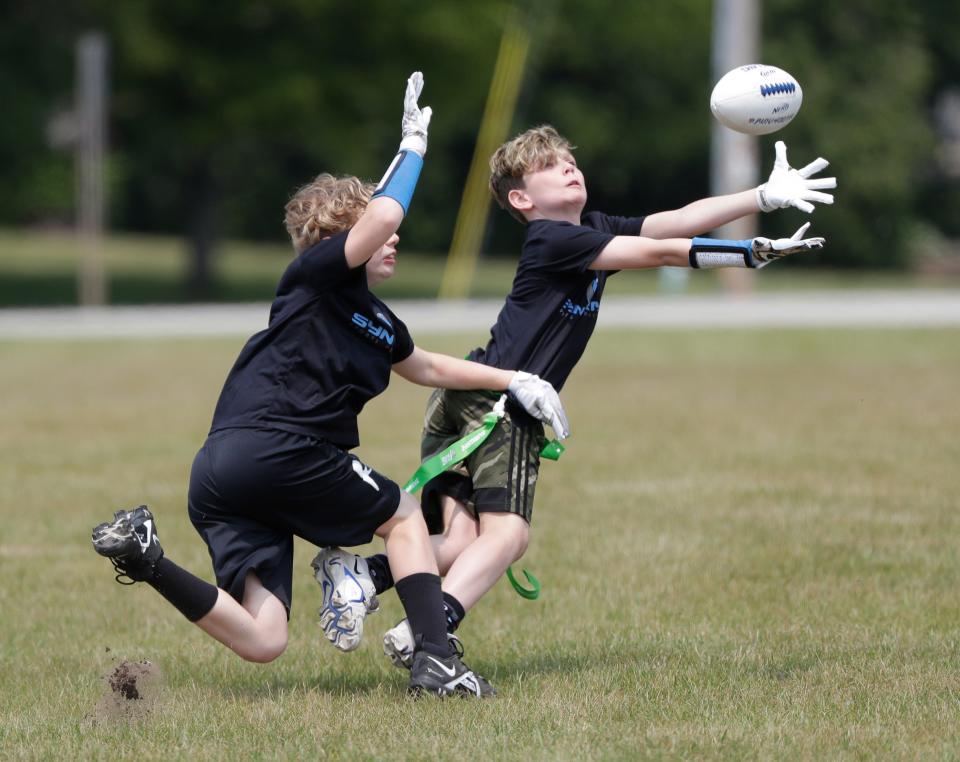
[710,64,802,135]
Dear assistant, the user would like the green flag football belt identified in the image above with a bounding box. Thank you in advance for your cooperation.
[402,394,565,599]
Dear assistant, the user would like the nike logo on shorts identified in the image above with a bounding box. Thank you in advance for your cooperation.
[351,459,380,492]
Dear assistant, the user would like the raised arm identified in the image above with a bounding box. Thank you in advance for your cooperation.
[344,72,432,269]
[639,141,837,240]
[393,347,570,438]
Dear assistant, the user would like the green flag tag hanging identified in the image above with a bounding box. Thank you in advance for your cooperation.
[506,566,541,599]
[539,439,566,461]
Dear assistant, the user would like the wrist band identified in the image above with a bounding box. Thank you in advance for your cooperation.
[756,185,776,213]
[689,237,757,269]
[372,149,423,214]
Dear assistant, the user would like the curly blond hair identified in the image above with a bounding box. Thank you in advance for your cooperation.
[283,173,375,253]
[489,125,575,224]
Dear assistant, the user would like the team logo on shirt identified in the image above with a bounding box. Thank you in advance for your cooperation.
[351,311,394,346]
[560,276,601,319]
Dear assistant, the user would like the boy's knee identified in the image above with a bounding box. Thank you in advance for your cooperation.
[511,526,530,560]
[237,631,288,664]
[376,491,426,539]
[481,512,530,561]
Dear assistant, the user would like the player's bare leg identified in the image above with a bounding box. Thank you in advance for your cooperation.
[92,506,288,663]
[314,491,436,652]
[430,495,480,575]
[440,510,529,610]
[317,493,448,652]
[375,491,440,576]
[382,506,524,680]
[194,572,289,663]
[374,491,493,695]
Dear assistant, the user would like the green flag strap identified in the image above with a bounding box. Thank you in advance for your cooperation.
[402,396,506,494]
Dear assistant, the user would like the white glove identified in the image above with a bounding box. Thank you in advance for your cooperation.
[757,140,837,214]
[507,372,570,439]
[399,71,432,157]
[751,222,824,268]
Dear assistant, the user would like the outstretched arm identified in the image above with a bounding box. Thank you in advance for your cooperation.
[344,72,433,269]
[393,347,514,390]
[393,348,570,438]
[638,141,837,240]
[639,190,758,240]
[590,223,824,271]
[589,236,692,270]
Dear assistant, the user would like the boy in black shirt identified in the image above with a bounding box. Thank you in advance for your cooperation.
[365,124,835,669]
[89,77,567,698]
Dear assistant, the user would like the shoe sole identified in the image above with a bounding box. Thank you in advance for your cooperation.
[407,683,448,698]
[313,550,379,652]
[318,612,362,651]
[407,677,493,698]
[91,520,135,557]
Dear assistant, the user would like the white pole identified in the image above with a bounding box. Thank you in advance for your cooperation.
[77,32,108,306]
[710,0,760,293]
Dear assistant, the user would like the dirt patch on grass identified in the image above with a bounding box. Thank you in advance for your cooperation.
[85,658,162,726]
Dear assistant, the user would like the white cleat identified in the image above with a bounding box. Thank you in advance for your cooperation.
[383,618,462,670]
[311,548,379,652]
[383,619,416,669]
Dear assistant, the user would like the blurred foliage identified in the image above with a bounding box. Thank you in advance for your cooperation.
[763,0,937,268]
[1,0,958,285]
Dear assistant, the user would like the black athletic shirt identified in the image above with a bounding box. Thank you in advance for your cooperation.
[210,230,414,449]
[469,211,645,391]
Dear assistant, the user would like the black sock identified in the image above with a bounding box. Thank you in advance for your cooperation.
[395,572,449,657]
[442,592,466,633]
[366,553,394,595]
[147,557,219,622]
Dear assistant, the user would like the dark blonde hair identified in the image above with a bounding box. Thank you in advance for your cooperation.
[284,173,375,253]
[489,125,575,223]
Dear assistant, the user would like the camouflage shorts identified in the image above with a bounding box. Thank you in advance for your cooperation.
[419,387,546,533]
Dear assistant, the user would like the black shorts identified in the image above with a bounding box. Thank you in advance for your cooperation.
[187,427,400,614]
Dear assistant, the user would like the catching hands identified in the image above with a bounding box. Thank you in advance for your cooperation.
[751,222,824,267]
[507,371,570,439]
[399,71,432,157]
[757,141,836,214]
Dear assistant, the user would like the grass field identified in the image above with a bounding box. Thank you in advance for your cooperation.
[1,328,959,759]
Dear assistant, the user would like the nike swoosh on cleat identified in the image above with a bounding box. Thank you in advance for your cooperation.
[137,520,154,551]
[425,656,457,678]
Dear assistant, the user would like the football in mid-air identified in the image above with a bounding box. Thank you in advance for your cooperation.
[710,64,802,135]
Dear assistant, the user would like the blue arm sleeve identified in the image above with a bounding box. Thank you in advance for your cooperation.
[372,150,424,215]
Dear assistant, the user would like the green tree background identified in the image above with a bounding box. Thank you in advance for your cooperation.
[2,0,957,294]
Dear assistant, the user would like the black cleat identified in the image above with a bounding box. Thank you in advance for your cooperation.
[91,505,164,584]
[408,649,496,698]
